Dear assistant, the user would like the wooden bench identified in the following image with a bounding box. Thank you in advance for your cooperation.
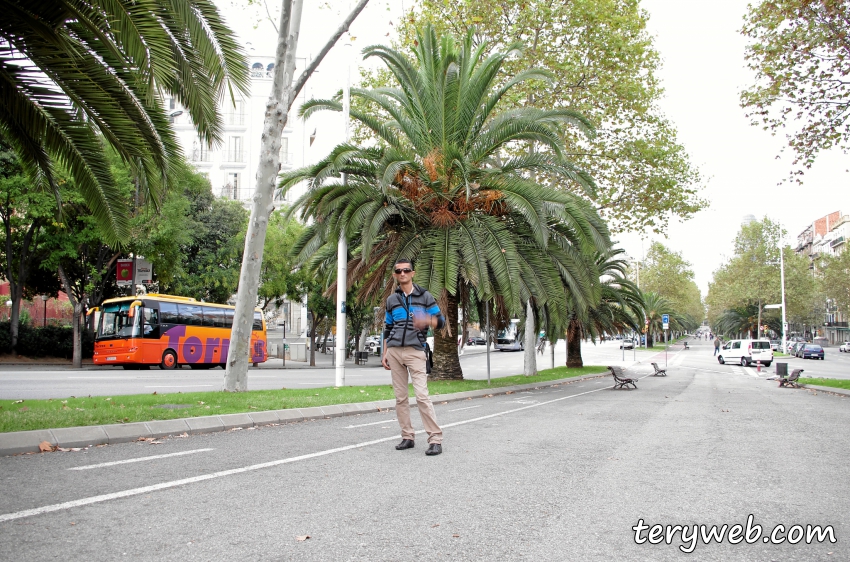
[650,362,667,377]
[778,368,803,388]
[608,366,637,389]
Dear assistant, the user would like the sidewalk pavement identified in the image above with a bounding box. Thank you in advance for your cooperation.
[0,370,610,457]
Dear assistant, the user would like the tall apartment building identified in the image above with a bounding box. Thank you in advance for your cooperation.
[795,210,848,344]
[169,55,312,205]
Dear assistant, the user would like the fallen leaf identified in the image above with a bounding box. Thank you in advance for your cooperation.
[70,522,75,526]
[179,432,189,438]
[452,534,460,538]
[198,401,205,405]
[248,406,257,409]
[38,441,54,452]
[152,391,157,395]
[505,391,514,395]
[150,440,164,444]
[105,397,112,401]
[296,535,311,541]
[19,406,29,412]
[431,523,440,528]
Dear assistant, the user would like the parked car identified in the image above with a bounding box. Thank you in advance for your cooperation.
[840,341,850,352]
[466,336,486,346]
[789,341,806,356]
[620,340,635,350]
[798,344,825,360]
[717,339,773,367]
[769,339,781,351]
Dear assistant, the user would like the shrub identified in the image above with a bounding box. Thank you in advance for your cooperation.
[0,322,94,359]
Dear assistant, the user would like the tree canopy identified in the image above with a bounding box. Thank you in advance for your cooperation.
[388,0,705,234]
[0,0,249,243]
[282,25,610,378]
[741,0,850,180]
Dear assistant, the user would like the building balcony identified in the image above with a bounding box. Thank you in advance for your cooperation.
[225,150,245,163]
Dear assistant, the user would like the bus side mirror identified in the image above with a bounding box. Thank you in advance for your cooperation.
[86,307,99,316]
[128,300,142,317]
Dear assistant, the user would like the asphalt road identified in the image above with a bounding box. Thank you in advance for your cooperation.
[0,340,669,400]
[1,342,848,560]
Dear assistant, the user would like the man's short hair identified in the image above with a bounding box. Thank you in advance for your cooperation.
[394,257,414,270]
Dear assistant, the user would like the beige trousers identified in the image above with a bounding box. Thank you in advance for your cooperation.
[386,346,442,444]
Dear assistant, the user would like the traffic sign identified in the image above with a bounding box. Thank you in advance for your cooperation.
[662,313,669,330]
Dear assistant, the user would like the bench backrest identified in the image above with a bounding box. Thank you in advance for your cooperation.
[788,369,803,381]
[608,365,626,379]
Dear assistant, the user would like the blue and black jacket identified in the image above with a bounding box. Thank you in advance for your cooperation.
[383,284,445,351]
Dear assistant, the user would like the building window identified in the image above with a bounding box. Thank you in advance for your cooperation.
[222,172,241,199]
[191,139,213,162]
[279,137,290,165]
[228,136,243,162]
[251,62,263,78]
[227,99,245,126]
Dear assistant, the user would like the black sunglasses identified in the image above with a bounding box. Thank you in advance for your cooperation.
[394,268,413,274]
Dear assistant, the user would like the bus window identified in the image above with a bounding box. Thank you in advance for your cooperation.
[223,308,234,328]
[201,306,216,327]
[253,311,263,331]
[179,304,203,326]
[160,301,179,324]
[142,307,159,335]
[98,303,134,338]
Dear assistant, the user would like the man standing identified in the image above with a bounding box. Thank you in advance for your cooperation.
[714,336,721,356]
[382,258,445,456]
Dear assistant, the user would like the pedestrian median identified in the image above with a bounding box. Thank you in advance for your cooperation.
[0,367,610,456]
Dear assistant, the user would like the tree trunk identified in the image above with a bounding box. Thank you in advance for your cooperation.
[71,302,83,368]
[224,0,370,391]
[523,299,537,376]
[430,291,462,380]
[308,318,317,367]
[566,317,583,368]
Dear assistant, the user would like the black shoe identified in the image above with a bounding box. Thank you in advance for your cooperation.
[395,439,415,450]
[425,443,442,456]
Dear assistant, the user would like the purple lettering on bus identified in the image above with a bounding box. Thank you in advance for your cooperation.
[221,339,229,363]
[182,336,203,363]
[252,339,266,362]
[204,338,220,363]
[164,325,186,351]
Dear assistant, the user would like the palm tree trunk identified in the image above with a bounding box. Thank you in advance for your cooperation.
[430,291,462,380]
[566,317,583,368]
[523,299,537,376]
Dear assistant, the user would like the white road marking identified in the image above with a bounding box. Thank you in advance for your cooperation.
[143,385,214,388]
[68,449,215,471]
[448,405,482,412]
[743,367,759,378]
[0,378,635,523]
[344,419,397,429]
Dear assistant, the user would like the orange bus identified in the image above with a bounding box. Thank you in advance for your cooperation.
[91,294,267,369]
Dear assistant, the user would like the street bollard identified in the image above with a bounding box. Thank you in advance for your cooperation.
[756,360,761,373]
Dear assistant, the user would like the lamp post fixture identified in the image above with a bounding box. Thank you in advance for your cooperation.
[41,295,49,327]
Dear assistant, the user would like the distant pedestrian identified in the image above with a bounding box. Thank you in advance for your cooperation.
[713,336,721,356]
[382,258,445,456]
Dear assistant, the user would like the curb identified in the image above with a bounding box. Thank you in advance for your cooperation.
[798,384,850,397]
[0,372,609,456]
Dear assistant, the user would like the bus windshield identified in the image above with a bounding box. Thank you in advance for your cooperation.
[97,303,139,339]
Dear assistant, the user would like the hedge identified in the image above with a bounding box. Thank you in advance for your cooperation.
[0,322,94,359]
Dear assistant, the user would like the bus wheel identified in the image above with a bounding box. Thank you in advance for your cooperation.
[160,350,178,370]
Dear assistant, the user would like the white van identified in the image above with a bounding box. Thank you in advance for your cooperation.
[717,339,773,367]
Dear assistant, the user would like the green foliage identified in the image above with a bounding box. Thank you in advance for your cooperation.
[819,250,850,315]
[284,26,612,378]
[258,208,306,310]
[390,0,705,234]
[741,0,850,180]
[636,242,704,326]
[159,185,249,303]
[0,0,250,244]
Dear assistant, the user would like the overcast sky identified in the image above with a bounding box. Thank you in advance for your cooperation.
[218,0,845,295]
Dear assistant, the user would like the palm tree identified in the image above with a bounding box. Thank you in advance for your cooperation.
[280,26,610,379]
[642,291,683,347]
[565,249,644,367]
[1,0,249,244]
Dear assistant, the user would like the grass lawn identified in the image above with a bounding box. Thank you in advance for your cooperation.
[0,365,607,433]
[798,378,850,391]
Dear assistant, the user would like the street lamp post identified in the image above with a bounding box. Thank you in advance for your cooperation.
[41,295,49,327]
